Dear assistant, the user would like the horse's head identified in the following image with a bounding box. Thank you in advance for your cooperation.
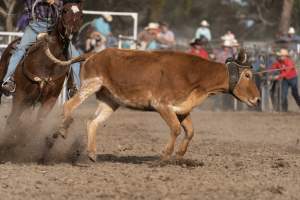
[58,2,83,40]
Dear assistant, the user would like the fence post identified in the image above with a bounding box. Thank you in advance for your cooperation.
[278,80,282,112]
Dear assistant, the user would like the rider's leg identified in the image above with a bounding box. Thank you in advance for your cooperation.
[68,43,81,89]
[3,25,38,82]
[2,21,49,93]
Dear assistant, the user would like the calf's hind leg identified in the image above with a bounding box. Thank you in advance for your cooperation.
[86,99,118,161]
[176,114,194,159]
[157,108,181,160]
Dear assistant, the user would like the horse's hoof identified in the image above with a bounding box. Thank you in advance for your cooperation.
[37,157,47,165]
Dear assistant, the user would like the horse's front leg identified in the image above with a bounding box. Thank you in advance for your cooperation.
[35,96,58,125]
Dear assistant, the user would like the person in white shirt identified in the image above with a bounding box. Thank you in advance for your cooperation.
[195,20,211,41]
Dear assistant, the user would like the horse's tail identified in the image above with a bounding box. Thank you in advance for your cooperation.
[43,43,95,66]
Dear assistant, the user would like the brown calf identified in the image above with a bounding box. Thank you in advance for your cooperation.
[50,48,260,161]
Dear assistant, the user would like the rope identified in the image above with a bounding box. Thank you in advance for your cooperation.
[253,66,295,75]
[31,0,59,28]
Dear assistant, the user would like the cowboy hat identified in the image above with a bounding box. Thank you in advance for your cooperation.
[103,14,113,22]
[190,38,205,46]
[200,20,209,27]
[276,49,289,56]
[222,40,232,47]
[288,27,296,35]
[145,22,159,30]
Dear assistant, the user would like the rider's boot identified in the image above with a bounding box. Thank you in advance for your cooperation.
[1,77,16,95]
[68,84,78,98]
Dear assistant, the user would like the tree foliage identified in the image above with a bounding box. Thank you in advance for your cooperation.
[0,0,299,40]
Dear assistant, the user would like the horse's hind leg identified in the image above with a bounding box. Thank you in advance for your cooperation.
[56,77,103,139]
[5,94,28,131]
[1,94,28,149]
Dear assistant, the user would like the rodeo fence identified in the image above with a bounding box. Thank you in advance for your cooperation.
[0,31,23,50]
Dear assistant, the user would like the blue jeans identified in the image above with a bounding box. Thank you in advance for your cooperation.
[281,77,300,111]
[4,21,81,89]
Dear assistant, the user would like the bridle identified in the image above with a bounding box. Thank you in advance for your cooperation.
[226,60,252,93]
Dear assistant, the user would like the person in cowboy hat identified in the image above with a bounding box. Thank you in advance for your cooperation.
[286,27,300,42]
[271,48,300,111]
[195,19,211,41]
[137,22,160,50]
[188,37,209,60]
[213,39,234,64]
[1,0,82,94]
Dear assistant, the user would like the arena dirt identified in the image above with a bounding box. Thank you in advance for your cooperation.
[0,98,300,200]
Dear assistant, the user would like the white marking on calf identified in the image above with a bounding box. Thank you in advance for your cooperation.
[78,78,103,100]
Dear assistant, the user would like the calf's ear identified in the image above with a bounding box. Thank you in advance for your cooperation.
[237,48,247,64]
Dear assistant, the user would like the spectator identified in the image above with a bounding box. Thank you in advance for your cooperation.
[195,20,211,41]
[90,14,118,48]
[157,22,175,50]
[138,22,160,50]
[214,40,234,63]
[221,31,235,42]
[287,27,300,42]
[278,27,300,43]
[85,31,106,52]
[188,37,209,60]
[91,14,113,38]
[271,49,300,111]
[213,39,236,111]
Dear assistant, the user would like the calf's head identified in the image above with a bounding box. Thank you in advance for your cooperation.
[227,50,260,107]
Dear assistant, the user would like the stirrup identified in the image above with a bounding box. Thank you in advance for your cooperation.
[68,86,78,98]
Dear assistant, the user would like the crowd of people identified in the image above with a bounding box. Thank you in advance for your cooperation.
[1,8,300,112]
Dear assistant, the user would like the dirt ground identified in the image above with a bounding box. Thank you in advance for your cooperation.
[0,97,300,200]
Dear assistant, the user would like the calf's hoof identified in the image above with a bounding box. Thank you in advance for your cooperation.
[73,153,95,167]
[88,152,97,162]
[160,154,171,161]
[175,153,184,160]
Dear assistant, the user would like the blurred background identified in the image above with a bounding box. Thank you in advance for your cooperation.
[0,0,300,112]
[0,0,299,39]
